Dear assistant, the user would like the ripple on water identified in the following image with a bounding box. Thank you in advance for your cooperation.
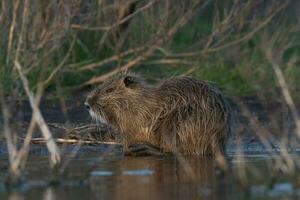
[90,169,154,177]
[90,171,114,176]
[122,169,154,176]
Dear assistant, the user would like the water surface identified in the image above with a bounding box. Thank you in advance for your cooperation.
[0,150,299,200]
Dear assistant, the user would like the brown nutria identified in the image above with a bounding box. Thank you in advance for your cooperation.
[85,72,231,156]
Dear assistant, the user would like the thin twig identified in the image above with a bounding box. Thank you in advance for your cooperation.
[172,3,287,58]
[44,37,76,86]
[6,0,20,64]
[0,85,17,172]
[14,60,61,166]
[264,49,300,138]
[80,0,202,87]
[70,0,158,31]
[78,46,145,72]
[31,138,121,145]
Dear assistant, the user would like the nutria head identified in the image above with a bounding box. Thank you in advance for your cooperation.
[85,73,149,125]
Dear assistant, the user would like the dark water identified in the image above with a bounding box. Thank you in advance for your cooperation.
[1,98,300,200]
[0,151,299,200]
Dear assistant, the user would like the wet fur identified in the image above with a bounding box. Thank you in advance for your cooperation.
[86,73,231,155]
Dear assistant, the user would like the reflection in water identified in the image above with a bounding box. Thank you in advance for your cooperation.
[2,155,232,199]
[43,188,55,200]
[89,156,230,200]
[7,193,25,200]
[3,154,289,200]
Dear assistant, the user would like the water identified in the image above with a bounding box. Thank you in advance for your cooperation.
[0,150,299,200]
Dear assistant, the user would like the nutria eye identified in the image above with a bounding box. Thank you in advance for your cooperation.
[124,76,135,87]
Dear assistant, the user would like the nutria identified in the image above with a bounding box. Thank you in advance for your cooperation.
[85,72,231,156]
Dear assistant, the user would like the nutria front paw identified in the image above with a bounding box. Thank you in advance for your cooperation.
[127,143,164,156]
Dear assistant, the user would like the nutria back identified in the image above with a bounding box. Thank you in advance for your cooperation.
[85,73,231,155]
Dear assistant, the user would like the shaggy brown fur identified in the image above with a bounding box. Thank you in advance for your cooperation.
[85,72,231,155]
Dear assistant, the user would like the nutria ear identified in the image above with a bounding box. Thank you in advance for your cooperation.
[123,76,135,87]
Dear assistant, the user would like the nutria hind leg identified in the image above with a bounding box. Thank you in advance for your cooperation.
[126,142,165,156]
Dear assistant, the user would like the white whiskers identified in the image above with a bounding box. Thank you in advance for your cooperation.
[89,109,107,124]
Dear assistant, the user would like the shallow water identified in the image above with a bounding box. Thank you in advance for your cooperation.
[0,150,299,200]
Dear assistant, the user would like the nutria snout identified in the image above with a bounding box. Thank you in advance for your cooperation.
[85,72,231,156]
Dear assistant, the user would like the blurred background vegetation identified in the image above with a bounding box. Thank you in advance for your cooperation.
[0,0,299,99]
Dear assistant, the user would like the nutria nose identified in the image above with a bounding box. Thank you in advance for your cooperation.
[84,102,90,110]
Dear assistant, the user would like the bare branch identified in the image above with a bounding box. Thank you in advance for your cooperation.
[14,60,61,166]
[6,0,20,64]
[43,37,76,86]
[70,0,158,32]
[81,0,203,86]
[264,48,300,138]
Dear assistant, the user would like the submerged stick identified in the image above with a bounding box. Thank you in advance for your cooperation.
[30,138,121,145]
